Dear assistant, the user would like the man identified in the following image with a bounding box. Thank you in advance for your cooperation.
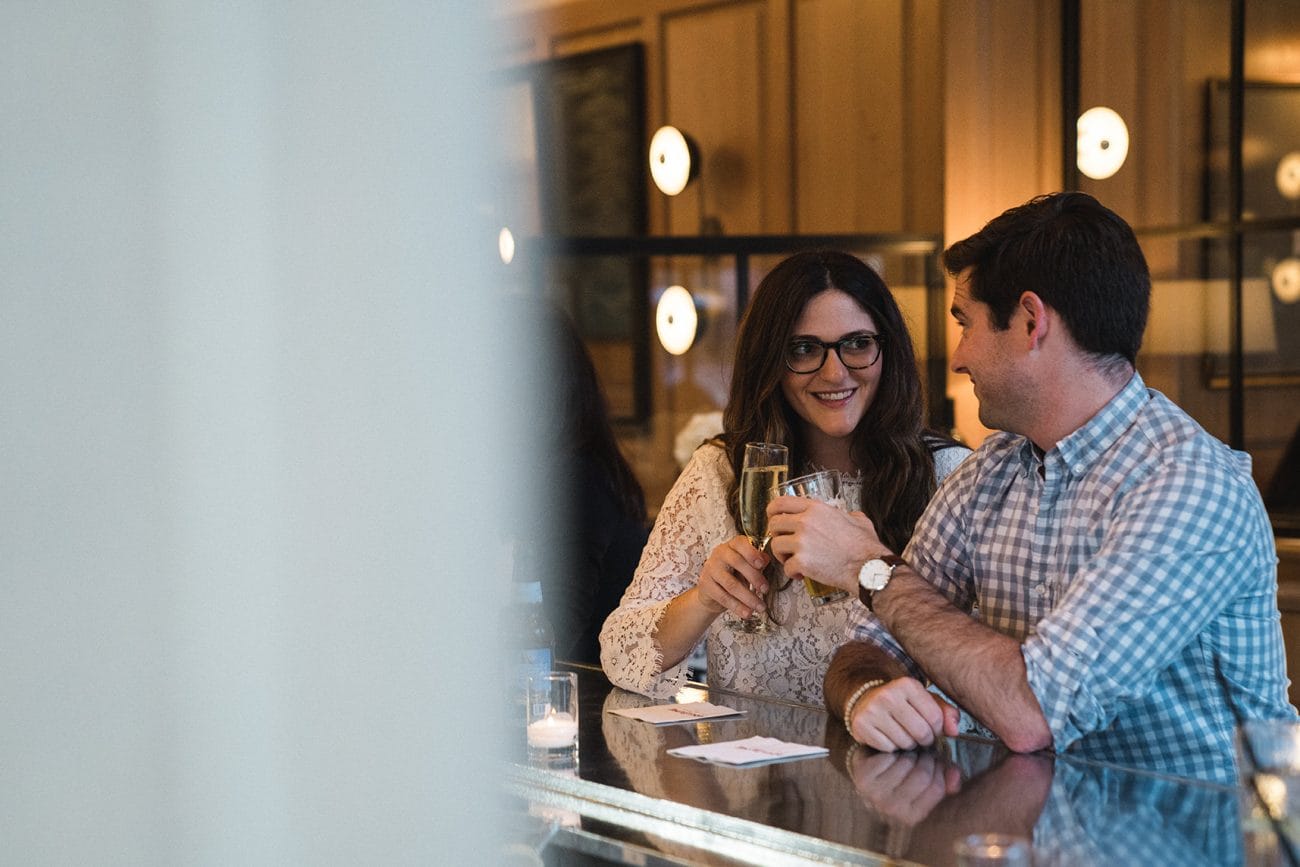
[767,191,1295,782]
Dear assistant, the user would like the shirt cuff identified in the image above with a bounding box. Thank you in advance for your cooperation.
[1023,616,1112,751]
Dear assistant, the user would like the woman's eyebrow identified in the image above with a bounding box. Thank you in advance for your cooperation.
[789,329,875,341]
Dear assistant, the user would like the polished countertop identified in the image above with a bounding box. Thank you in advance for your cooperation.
[504,663,1252,866]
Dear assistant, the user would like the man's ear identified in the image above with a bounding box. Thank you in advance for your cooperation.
[1019,291,1050,349]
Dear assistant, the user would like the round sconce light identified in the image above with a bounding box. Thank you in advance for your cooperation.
[498,227,515,264]
[1277,152,1300,200]
[649,125,699,196]
[656,285,699,355]
[1077,106,1130,180]
[1272,257,1300,304]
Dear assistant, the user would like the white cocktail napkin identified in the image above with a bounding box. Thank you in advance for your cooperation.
[606,701,745,726]
[666,736,828,767]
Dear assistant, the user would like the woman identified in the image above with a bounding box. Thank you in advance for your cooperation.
[599,251,967,704]
[540,305,649,665]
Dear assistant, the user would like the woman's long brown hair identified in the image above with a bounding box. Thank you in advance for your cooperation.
[717,251,945,621]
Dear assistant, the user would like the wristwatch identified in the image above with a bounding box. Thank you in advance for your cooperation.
[857,554,906,610]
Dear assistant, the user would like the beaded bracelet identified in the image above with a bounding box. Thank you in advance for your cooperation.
[842,678,885,737]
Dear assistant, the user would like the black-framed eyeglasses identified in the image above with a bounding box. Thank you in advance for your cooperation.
[783,333,883,374]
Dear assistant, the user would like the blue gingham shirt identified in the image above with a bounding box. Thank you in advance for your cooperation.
[848,373,1296,783]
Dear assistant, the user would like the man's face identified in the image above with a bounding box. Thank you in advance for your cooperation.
[949,268,1024,433]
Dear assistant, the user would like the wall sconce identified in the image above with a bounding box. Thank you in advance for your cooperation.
[649,125,700,196]
[1277,152,1300,200]
[1272,257,1300,304]
[656,285,701,355]
[1077,106,1129,180]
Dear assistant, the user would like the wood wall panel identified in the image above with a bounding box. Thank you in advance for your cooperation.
[904,0,944,234]
[759,0,794,234]
[662,3,769,235]
[794,0,906,232]
[1075,1,1226,247]
[1076,1,1225,233]
[1133,1,1186,233]
[1078,3,1141,224]
[943,0,1060,446]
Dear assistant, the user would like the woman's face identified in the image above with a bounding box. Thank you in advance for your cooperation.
[779,288,883,446]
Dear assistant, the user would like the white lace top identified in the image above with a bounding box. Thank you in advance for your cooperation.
[599,442,969,705]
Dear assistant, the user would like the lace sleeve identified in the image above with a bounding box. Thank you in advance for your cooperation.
[933,444,972,484]
[599,445,735,699]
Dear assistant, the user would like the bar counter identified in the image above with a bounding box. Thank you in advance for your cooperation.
[505,663,1249,866]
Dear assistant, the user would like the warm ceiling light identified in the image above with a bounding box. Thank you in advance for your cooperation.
[498,227,515,264]
[655,285,699,355]
[649,126,698,196]
[1277,152,1300,200]
[1077,106,1130,180]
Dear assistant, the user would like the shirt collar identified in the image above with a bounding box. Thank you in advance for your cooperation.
[1016,371,1147,478]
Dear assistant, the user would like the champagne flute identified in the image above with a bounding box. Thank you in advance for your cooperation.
[777,469,849,605]
[730,442,789,633]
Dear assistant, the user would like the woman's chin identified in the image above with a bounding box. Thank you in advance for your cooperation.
[809,418,859,442]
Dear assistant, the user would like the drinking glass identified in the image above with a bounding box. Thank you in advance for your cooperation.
[777,469,849,605]
[953,833,1033,866]
[729,442,788,633]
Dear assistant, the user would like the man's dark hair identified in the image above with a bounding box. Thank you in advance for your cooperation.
[942,191,1150,364]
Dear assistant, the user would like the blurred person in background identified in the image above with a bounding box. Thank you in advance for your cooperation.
[535,306,649,664]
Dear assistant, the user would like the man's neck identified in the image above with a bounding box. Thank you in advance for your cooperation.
[1024,362,1134,453]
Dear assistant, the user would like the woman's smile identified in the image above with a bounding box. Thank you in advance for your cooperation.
[812,387,857,406]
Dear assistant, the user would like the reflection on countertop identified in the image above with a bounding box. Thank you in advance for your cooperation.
[505,663,1242,866]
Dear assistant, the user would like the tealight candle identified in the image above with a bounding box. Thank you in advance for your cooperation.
[527,709,578,749]
[526,672,579,769]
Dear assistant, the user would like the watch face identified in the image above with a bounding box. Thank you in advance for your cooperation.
[859,560,892,591]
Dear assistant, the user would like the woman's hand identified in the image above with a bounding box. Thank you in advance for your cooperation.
[847,678,961,752]
[694,536,770,619]
[651,535,768,671]
[766,495,879,592]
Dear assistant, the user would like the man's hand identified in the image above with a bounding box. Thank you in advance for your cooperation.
[766,495,880,592]
[847,678,961,751]
[846,748,962,826]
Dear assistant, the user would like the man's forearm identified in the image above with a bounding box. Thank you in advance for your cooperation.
[874,567,1053,752]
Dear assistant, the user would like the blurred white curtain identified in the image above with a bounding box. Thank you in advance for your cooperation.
[1,2,512,862]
